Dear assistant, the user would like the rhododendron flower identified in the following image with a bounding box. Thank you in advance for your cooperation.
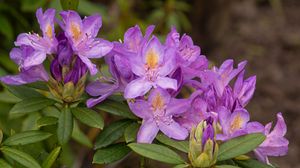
[14,8,57,69]
[247,113,289,164]
[59,10,113,75]
[128,88,189,143]
[217,107,250,141]
[0,46,49,85]
[124,36,177,99]
[166,27,208,80]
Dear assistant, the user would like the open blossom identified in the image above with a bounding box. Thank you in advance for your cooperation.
[166,27,208,80]
[128,88,189,143]
[0,46,49,85]
[217,106,250,141]
[247,113,289,164]
[59,10,113,75]
[124,36,177,99]
[14,8,57,69]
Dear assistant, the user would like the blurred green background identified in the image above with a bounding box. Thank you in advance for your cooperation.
[0,0,299,167]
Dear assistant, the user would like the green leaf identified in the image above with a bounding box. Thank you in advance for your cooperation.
[0,89,20,103]
[25,82,49,91]
[57,108,73,145]
[94,119,132,149]
[93,143,130,164]
[72,121,93,148]
[0,15,13,41]
[95,100,137,119]
[6,85,44,99]
[0,146,41,168]
[42,146,61,168]
[10,98,56,117]
[124,122,139,143]
[156,133,189,153]
[60,0,79,10]
[0,159,13,168]
[3,130,52,146]
[128,143,185,164]
[234,159,273,168]
[37,116,58,127]
[217,133,266,161]
[215,165,240,168]
[0,129,3,144]
[72,107,104,129]
[173,164,189,168]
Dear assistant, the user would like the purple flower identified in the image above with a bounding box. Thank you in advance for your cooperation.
[233,70,256,107]
[124,36,177,99]
[247,113,289,164]
[59,10,113,75]
[128,88,189,143]
[217,106,250,141]
[14,8,57,69]
[0,46,49,85]
[166,27,208,80]
[201,60,247,97]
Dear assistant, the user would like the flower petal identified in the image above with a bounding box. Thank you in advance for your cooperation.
[158,118,188,140]
[86,92,112,108]
[23,51,47,69]
[82,14,102,38]
[86,81,117,97]
[156,77,177,90]
[80,38,113,58]
[124,78,152,99]
[166,98,190,115]
[137,119,159,143]
[128,99,152,119]
[78,55,98,75]
[269,112,287,137]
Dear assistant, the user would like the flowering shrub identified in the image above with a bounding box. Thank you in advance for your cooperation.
[0,6,288,168]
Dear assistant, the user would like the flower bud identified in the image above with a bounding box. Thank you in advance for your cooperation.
[188,117,218,168]
[48,34,88,103]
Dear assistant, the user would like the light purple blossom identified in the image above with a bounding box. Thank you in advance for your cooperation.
[14,8,57,69]
[128,88,189,143]
[217,106,250,141]
[59,10,113,75]
[124,36,177,99]
[0,46,49,85]
[247,113,289,164]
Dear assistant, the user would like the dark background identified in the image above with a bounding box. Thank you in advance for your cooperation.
[0,0,299,167]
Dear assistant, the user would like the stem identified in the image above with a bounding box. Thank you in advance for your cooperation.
[140,156,145,168]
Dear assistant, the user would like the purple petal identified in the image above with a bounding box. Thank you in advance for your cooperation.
[86,81,117,97]
[86,92,112,108]
[156,77,177,90]
[23,51,46,69]
[80,38,113,58]
[142,36,164,66]
[246,121,265,134]
[124,25,143,52]
[254,149,269,164]
[158,47,176,76]
[148,87,171,106]
[78,55,98,75]
[166,98,190,115]
[82,14,102,38]
[158,118,188,140]
[137,119,159,143]
[128,99,152,119]
[165,26,179,47]
[36,8,56,39]
[9,48,22,65]
[269,112,287,137]
[124,78,152,99]
[228,108,250,132]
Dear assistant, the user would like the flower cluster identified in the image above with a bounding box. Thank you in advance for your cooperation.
[0,8,288,165]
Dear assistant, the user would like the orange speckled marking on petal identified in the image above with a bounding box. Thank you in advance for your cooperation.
[152,93,165,111]
[146,49,158,69]
[70,22,81,41]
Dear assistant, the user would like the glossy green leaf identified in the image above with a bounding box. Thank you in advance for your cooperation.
[124,122,139,143]
[218,133,266,161]
[72,107,104,129]
[128,143,185,164]
[0,89,20,103]
[3,130,52,146]
[37,116,58,127]
[42,146,61,168]
[235,159,273,168]
[10,98,56,116]
[0,146,41,168]
[173,164,189,168]
[93,143,130,164]
[156,133,189,153]
[95,100,137,119]
[60,0,79,10]
[6,85,44,99]
[57,108,73,145]
[94,120,132,149]
[72,121,92,148]
[0,159,13,168]
[25,82,49,91]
